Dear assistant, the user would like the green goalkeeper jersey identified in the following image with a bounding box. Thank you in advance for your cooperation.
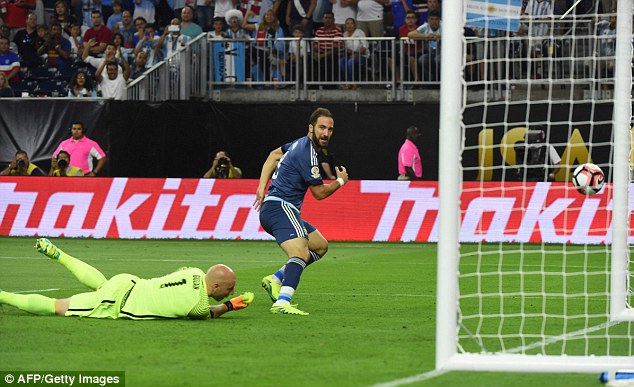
[119,267,210,320]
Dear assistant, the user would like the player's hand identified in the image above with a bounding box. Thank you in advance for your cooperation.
[227,292,254,310]
[253,187,266,211]
[335,165,348,184]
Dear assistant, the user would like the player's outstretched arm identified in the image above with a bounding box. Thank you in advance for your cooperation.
[254,148,283,210]
[309,165,348,200]
[209,292,254,319]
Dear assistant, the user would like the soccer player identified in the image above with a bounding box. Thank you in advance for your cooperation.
[253,107,349,315]
[0,239,253,320]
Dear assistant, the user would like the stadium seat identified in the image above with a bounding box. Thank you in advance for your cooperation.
[35,80,68,97]
[58,66,77,82]
[27,66,58,81]
[11,80,39,97]
[19,67,30,80]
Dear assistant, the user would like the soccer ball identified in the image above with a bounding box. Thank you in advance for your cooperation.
[572,163,605,195]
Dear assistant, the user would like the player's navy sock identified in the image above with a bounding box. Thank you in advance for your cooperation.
[307,251,322,266]
[273,251,321,284]
[272,266,285,284]
[275,257,306,304]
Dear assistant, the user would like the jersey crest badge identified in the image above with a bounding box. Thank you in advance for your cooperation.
[311,166,321,179]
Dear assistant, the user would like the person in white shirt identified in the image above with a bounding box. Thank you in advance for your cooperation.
[158,18,191,58]
[339,17,368,87]
[95,46,131,100]
[329,0,357,28]
[355,0,388,37]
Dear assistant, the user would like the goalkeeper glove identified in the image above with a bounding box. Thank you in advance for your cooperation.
[224,292,254,311]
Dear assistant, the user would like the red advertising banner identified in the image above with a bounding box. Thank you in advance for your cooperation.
[0,177,622,243]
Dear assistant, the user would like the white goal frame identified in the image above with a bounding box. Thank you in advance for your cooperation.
[436,0,634,373]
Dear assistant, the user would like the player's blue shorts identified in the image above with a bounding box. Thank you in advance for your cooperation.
[260,197,316,245]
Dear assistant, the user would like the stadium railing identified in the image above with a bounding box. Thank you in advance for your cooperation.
[127,33,208,101]
[125,24,627,102]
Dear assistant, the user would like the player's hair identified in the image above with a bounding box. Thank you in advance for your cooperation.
[309,108,333,127]
[428,10,441,19]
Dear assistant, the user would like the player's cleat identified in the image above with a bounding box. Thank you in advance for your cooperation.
[270,304,309,316]
[34,238,61,260]
[261,275,281,303]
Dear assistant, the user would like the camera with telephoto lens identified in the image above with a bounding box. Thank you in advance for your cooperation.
[57,158,68,170]
[16,159,26,168]
[215,157,230,178]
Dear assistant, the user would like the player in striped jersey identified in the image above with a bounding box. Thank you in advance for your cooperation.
[254,107,349,315]
[0,238,253,320]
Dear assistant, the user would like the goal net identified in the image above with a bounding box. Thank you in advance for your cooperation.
[436,0,633,373]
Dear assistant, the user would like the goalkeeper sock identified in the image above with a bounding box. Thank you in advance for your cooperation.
[275,257,305,305]
[0,291,56,315]
[57,251,107,290]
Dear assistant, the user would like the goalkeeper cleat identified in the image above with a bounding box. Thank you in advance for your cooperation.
[261,275,281,303]
[34,238,61,260]
[270,304,309,316]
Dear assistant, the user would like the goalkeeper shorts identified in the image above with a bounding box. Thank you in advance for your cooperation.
[66,274,139,319]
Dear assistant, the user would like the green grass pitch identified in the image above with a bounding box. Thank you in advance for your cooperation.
[0,237,605,386]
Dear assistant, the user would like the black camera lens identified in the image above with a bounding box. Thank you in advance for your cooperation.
[57,159,68,169]
[16,159,26,168]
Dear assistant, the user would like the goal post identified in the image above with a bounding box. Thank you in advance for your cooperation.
[610,0,634,323]
[436,0,633,373]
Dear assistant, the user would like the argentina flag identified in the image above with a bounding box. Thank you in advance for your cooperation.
[466,0,522,32]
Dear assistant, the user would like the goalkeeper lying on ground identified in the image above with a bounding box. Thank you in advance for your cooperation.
[0,238,254,320]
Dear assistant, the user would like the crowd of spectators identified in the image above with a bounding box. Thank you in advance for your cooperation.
[0,0,627,97]
[0,4,204,98]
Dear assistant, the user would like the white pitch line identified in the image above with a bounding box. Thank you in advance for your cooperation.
[0,256,436,265]
[368,320,621,387]
[369,369,447,387]
[0,256,609,269]
[310,293,431,298]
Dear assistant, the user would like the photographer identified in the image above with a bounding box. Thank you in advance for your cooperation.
[49,150,84,176]
[515,126,561,182]
[0,150,46,176]
[203,151,242,179]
